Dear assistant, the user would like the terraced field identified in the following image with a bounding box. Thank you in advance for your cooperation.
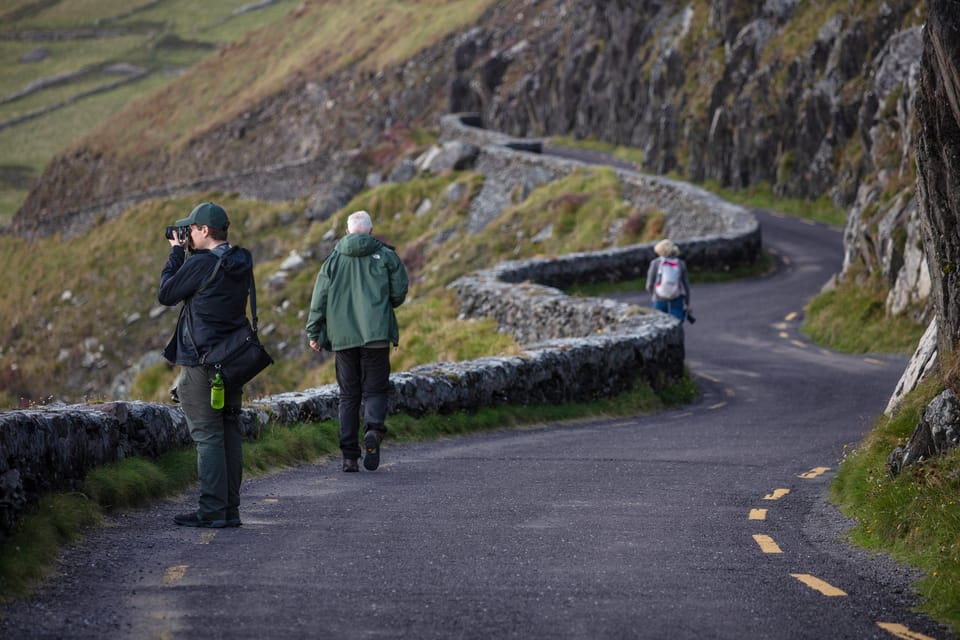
[0,0,299,226]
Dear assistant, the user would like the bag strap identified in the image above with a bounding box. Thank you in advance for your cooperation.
[248,269,260,333]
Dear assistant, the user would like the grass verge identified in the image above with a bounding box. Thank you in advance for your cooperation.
[0,373,696,602]
[803,272,926,354]
[565,250,776,298]
[830,376,960,634]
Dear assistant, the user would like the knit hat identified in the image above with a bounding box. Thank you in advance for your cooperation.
[176,202,230,230]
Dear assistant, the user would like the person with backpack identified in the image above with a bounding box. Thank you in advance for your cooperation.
[158,202,254,528]
[646,238,690,322]
[306,210,409,473]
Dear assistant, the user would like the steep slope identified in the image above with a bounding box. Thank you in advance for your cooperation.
[12,0,930,315]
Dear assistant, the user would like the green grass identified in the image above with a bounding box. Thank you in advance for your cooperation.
[0,374,696,601]
[803,272,926,354]
[831,376,960,633]
[699,179,848,227]
[550,134,646,166]
[548,136,848,228]
[566,250,776,298]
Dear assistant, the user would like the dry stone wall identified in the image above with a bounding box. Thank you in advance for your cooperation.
[0,118,760,538]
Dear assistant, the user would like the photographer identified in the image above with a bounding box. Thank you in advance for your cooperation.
[158,202,253,528]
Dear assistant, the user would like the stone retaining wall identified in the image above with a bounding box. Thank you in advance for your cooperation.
[0,118,760,538]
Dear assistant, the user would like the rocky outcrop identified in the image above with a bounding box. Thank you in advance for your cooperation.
[885,319,938,417]
[916,2,960,357]
[887,2,960,474]
[888,388,960,477]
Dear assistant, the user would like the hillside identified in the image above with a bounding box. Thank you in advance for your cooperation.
[0,0,935,406]
[9,1,932,315]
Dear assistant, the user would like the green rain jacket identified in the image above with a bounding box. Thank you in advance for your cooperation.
[306,233,408,351]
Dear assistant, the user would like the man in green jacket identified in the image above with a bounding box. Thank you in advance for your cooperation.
[307,210,409,472]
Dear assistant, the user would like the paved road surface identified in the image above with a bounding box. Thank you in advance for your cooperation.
[1,210,952,639]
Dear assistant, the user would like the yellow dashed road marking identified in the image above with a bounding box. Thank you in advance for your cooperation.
[785,312,798,321]
[798,467,830,479]
[163,565,188,585]
[197,531,217,545]
[790,339,807,348]
[698,373,722,383]
[724,388,736,397]
[779,331,789,339]
[263,498,279,503]
[790,573,846,596]
[749,509,767,521]
[764,489,790,500]
[708,402,727,410]
[876,622,938,640]
[753,534,782,554]
[864,357,885,366]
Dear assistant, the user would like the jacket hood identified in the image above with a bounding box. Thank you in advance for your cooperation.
[336,233,386,257]
[213,244,253,280]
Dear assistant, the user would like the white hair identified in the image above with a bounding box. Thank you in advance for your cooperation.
[347,210,373,233]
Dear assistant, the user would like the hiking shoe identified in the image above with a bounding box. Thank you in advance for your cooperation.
[174,512,226,528]
[342,457,359,473]
[363,430,383,471]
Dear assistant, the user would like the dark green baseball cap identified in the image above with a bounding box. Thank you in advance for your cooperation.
[175,202,229,230]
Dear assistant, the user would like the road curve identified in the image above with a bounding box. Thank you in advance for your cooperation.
[0,209,952,639]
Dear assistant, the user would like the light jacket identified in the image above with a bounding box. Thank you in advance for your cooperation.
[306,233,408,351]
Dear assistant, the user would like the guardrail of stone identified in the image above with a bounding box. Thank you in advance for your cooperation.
[0,116,759,539]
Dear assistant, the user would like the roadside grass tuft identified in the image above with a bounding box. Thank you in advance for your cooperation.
[0,494,101,599]
[831,376,960,633]
[0,374,695,602]
[803,272,926,354]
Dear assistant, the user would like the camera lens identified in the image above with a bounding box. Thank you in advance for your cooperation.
[165,225,175,240]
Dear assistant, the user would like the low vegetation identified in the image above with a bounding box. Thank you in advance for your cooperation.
[831,375,960,633]
[803,271,927,354]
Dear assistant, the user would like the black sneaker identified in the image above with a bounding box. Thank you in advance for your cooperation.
[225,512,242,527]
[342,457,359,472]
[174,512,226,528]
[363,430,383,471]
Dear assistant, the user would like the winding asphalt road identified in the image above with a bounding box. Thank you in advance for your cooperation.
[1,209,953,639]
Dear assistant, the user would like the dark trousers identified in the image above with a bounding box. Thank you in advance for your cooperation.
[335,347,390,460]
[177,366,243,522]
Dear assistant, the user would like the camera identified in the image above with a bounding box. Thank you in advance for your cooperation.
[165,225,190,242]
[686,311,696,325]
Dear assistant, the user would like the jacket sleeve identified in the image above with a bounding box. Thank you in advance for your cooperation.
[646,258,659,295]
[158,247,205,306]
[388,252,409,308]
[305,267,331,346]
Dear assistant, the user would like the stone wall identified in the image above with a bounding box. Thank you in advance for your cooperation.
[0,118,760,538]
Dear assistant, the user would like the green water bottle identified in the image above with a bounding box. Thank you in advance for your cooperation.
[210,372,225,410]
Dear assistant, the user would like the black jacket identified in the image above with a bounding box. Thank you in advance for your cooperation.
[159,244,253,366]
